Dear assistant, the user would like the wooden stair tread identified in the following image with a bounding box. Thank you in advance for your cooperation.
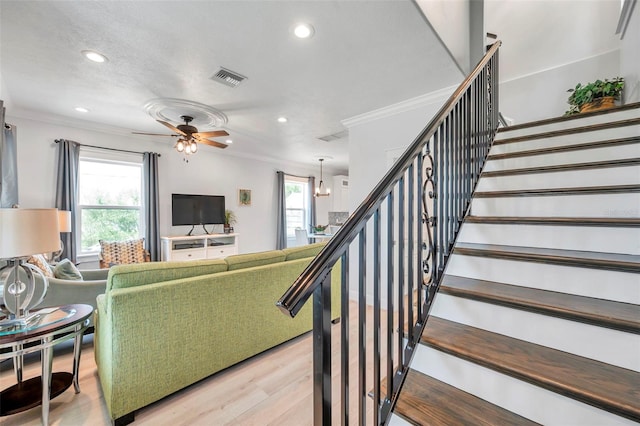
[464,216,640,227]
[487,136,639,160]
[474,184,640,198]
[394,369,539,426]
[421,317,640,422]
[497,102,640,133]
[454,242,640,273]
[494,117,640,145]
[440,275,640,333]
[482,158,640,177]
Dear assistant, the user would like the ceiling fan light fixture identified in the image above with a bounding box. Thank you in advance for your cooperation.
[190,141,198,153]
[225,139,233,144]
[176,140,185,152]
[81,50,108,63]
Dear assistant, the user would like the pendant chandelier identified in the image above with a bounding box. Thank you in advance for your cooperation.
[314,158,331,197]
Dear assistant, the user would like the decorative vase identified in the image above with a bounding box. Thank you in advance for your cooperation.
[580,96,615,113]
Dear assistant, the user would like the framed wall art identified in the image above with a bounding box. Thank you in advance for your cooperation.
[238,189,252,206]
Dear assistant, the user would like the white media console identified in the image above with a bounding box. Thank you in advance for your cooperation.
[160,233,239,261]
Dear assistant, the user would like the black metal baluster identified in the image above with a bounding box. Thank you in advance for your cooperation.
[373,208,381,425]
[313,273,332,426]
[340,250,350,426]
[407,162,414,339]
[397,176,405,368]
[386,192,394,410]
[358,229,366,426]
[417,150,424,319]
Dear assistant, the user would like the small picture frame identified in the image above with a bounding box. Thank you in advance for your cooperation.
[238,189,252,206]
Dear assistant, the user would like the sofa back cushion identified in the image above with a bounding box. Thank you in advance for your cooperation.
[225,250,286,271]
[282,242,326,261]
[107,259,228,291]
[100,238,147,266]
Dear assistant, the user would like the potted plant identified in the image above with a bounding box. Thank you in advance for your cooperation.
[224,209,237,233]
[565,77,624,115]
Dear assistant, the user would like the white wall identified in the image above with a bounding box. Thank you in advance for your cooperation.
[499,49,621,124]
[415,0,470,73]
[620,1,640,102]
[6,112,334,257]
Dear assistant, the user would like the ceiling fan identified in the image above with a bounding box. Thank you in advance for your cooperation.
[133,115,230,154]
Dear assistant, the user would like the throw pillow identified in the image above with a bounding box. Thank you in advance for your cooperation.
[100,238,146,266]
[53,258,83,280]
[26,254,54,278]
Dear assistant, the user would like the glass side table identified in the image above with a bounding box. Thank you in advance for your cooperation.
[0,304,93,425]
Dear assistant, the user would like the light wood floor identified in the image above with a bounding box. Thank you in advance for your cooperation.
[0,301,390,426]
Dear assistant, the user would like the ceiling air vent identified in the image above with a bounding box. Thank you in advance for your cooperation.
[210,67,247,88]
[318,129,348,142]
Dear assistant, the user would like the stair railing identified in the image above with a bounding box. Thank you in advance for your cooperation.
[277,41,502,425]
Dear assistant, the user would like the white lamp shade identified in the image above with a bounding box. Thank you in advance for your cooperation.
[0,208,61,258]
[58,210,72,233]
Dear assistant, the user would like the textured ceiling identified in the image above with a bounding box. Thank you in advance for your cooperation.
[0,0,462,170]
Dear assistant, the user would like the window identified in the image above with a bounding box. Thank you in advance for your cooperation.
[285,176,310,240]
[77,150,143,254]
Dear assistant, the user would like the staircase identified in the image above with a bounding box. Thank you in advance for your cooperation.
[389,104,640,425]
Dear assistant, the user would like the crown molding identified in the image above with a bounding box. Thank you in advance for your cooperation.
[342,84,457,128]
[6,107,135,137]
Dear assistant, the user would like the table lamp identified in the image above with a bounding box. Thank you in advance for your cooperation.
[50,210,72,262]
[0,208,60,325]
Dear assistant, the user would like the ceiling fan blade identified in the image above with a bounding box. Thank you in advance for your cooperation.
[132,132,176,137]
[194,130,229,138]
[157,120,187,136]
[195,136,228,149]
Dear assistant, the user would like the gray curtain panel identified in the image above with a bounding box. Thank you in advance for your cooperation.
[308,176,316,230]
[143,152,161,261]
[0,100,19,207]
[55,139,80,262]
[275,171,287,250]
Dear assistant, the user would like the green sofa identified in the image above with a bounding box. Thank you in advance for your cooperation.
[94,243,340,425]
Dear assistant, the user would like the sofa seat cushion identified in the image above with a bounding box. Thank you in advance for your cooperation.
[225,250,286,271]
[107,259,228,291]
[282,242,326,261]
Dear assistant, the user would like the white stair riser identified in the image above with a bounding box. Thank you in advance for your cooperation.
[457,223,640,255]
[388,414,412,426]
[431,295,640,371]
[495,109,640,140]
[491,125,640,155]
[470,193,640,218]
[412,346,638,426]
[476,166,640,191]
[444,255,640,304]
[483,143,640,171]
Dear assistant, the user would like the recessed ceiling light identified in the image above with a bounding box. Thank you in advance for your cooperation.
[81,50,108,63]
[293,23,314,39]
[75,107,89,113]
[225,139,233,144]
[277,117,288,123]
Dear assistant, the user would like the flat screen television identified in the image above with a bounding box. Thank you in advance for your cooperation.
[172,194,225,226]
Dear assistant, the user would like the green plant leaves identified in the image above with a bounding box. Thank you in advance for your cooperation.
[564,77,624,115]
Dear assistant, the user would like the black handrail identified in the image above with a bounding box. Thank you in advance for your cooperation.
[277,41,502,425]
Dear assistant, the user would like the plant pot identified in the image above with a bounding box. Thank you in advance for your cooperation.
[579,96,615,113]
[223,225,231,234]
